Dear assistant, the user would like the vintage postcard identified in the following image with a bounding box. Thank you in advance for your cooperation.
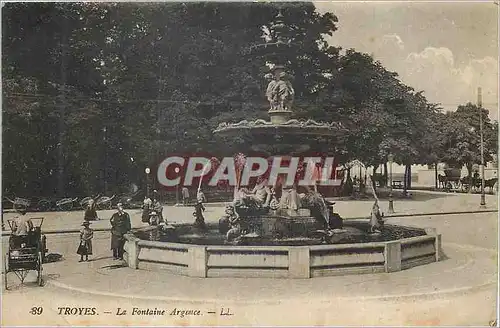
[1,1,498,326]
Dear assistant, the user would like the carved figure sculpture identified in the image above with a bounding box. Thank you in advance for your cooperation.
[265,73,279,111]
[235,179,271,208]
[271,72,294,111]
[269,188,279,210]
[369,199,384,233]
[218,206,242,242]
[279,185,301,211]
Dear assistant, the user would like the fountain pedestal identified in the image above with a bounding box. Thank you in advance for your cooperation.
[269,109,292,124]
[243,215,319,240]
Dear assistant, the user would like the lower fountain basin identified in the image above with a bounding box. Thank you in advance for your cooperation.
[123,222,442,279]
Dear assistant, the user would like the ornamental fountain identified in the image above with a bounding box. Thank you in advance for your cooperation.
[126,9,442,278]
[212,9,347,243]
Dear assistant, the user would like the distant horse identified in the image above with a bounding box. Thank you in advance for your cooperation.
[437,174,447,189]
[460,176,481,193]
[485,178,498,193]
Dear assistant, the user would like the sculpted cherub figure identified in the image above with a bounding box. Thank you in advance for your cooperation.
[265,73,278,111]
[272,71,294,111]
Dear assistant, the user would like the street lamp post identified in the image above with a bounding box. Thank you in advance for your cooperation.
[175,167,180,206]
[388,153,395,214]
[145,167,151,198]
[103,126,108,194]
[478,87,486,207]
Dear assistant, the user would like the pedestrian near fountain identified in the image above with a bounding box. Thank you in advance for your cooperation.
[151,192,164,223]
[182,187,190,205]
[77,221,93,262]
[141,196,152,223]
[110,203,131,260]
[84,198,99,221]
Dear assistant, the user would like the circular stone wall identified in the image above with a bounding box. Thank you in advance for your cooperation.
[122,224,442,279]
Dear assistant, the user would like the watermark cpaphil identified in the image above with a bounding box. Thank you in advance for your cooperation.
[156,153,343,191]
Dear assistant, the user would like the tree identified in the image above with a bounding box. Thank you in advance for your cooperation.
[2,2,445,198]
[439,103,498,177]
[2,2,343,196]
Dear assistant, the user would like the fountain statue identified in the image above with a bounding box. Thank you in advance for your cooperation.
[266,67,294,112]
[239,180,271,206]
[279,184,301,211]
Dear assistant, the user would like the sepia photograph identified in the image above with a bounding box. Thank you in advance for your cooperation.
[1,1,498,326]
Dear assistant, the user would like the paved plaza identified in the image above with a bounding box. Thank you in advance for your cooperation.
[1,191,498,326]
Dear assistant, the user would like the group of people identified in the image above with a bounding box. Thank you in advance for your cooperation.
[78,188,209,263]
[77,201,131,262]
[141,190,164,224]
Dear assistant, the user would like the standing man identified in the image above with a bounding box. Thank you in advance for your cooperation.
[84,198,99,221]
[110,203,131,260]
[141,196,152,223]
[151,190,164,223]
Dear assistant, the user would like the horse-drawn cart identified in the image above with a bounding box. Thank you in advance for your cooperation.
[438,168,461,191]
[4,218,47,289]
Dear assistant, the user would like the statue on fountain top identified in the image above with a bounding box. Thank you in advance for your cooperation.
[266,69,294,112]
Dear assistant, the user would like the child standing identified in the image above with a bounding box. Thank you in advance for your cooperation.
[77,221,93,262]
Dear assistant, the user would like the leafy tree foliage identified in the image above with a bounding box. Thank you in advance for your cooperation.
[4,2,490,198]
[437,103,498,176]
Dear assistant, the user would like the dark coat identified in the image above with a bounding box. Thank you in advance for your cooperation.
[110,211,131,249]
[84,205,98,221]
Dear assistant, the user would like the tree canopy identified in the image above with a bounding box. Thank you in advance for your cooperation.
[2,2,497,197]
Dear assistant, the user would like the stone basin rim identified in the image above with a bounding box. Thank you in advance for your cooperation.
[129,223,434,250]
[123,223,441,278]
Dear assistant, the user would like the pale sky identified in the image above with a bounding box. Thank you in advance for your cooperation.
[314,1,499,121]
